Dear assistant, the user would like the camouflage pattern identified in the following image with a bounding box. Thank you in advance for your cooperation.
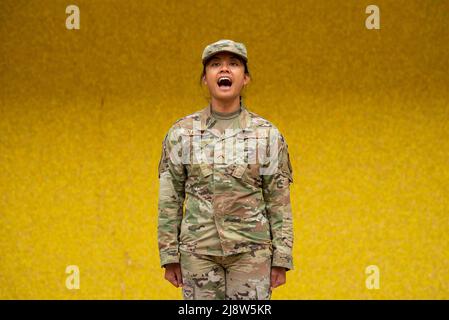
[202,39,248,65]
[180,247,272,300]
[157,100,294,270]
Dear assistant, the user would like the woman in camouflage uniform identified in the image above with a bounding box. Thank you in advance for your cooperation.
[158,39,294,300]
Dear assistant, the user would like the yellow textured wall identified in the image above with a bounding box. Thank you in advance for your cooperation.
[1,0,448,299]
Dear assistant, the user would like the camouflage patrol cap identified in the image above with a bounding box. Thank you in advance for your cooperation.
[202,39,248,65]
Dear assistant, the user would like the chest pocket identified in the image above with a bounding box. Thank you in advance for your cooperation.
[199,163,212,177]
[181,130,214,180]
[234,133,268,165]
[230,163,262,188]
[231,163,247,178]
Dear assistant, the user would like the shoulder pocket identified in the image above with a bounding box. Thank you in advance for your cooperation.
[158,135,169,179]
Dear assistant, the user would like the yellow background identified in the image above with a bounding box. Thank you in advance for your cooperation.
[1,0,448,299]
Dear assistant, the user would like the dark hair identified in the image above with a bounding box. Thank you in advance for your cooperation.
[199,54,251,86]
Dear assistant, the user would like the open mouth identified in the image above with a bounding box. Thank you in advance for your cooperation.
[217,76,232,88]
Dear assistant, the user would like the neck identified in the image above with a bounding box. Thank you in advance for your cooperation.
[210,96,241,113]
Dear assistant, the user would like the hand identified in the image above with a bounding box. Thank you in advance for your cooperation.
[270,266,286,289]
[164,263,183,287]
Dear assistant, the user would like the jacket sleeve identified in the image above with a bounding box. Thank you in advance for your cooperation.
[261,130,294,271]
[157,125,186,267]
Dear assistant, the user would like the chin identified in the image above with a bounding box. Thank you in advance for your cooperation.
[214,91,238,100]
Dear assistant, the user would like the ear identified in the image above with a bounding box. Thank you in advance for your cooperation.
[203,75,207,85]
[243,74,250,86]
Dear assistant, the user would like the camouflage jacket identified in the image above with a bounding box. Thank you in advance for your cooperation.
[157,102,294,270]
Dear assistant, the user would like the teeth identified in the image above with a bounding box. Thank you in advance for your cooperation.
[218,76,231,82]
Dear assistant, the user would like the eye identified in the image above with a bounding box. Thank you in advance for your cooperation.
[211,62,220,66]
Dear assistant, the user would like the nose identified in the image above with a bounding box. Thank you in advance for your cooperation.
[219,62,231,72]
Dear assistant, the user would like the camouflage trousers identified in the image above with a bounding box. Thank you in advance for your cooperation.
[179,247,273,300]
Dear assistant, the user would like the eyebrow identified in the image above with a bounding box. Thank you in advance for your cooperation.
[210,56,240,62]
